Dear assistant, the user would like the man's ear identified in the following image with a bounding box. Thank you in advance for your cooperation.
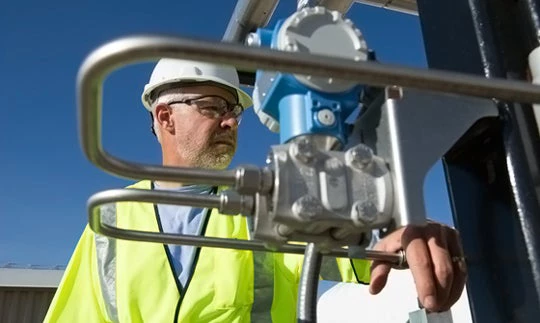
[154,103,175,134]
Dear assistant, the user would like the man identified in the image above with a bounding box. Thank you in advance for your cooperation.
[45,58,467,322]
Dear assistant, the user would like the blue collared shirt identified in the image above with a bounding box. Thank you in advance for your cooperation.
[154,182,214,288]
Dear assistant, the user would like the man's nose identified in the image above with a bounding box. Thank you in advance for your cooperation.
[220,115,239,129]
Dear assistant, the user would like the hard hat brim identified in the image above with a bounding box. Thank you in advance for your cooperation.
[141,76,253,112]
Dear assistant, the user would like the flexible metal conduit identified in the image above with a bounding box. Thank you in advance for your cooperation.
[297,243,323,323]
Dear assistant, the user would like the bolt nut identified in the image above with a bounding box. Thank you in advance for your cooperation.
[351,201,378,226]
[347,144,374,169]
[293,195,323,220]
[235,165,273,194]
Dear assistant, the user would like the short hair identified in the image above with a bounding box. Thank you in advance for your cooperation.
[149,87,187,142]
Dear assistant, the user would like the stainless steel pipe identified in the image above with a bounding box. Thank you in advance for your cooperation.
[78,35,540,185]
[87,188,406,266]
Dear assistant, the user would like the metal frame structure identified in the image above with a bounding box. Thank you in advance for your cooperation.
[76,0,540,322]
[220,1,540,320]
[416,0,540,322]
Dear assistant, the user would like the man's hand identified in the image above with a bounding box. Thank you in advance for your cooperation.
[369,222,467,312]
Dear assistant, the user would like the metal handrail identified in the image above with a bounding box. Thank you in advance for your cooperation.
[87,187,407,266]
[78,35,540,185]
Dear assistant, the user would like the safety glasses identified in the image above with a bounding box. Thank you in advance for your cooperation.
[168,95,244,124]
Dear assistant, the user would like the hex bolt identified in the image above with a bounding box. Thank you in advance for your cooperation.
[293,195,323,220]
[351,201,378,226]
[347,144,374,169]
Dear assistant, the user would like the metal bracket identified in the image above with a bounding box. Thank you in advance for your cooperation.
[353,87,498,226]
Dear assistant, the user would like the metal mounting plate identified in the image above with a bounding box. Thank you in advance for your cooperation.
[352,88,498,226]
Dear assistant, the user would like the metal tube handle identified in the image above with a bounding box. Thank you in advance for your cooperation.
[87,188,407,265]
[78,35,540,187]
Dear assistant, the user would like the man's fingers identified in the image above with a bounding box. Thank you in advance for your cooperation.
[402,226,437,311]
[369,229,403,295]
[369,261,391,294]
[372,223,467,313]
[442,228,468,311]
[426,224,453,312]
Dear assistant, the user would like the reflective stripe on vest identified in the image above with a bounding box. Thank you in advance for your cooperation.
[320,255,343,281]
[95,204,277,322]
[95,203,119,322]
[251,251,274,323]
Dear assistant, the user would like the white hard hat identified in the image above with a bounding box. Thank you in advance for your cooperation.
[141,58,253,111]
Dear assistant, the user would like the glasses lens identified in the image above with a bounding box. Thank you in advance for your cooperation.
[196,97,226,109]
[184,96,244,123]
[232,105,244,117]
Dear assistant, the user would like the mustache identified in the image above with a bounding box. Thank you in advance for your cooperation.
[212,132,236,144]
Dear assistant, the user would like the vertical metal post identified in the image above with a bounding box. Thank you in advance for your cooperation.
[222,0,280,86]
[416,0,540,322]
[222,0,279,43]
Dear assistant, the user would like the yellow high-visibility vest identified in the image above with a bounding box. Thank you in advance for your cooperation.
[44,180,370,323]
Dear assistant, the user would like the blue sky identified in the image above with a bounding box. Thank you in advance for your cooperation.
[1,0,450,267]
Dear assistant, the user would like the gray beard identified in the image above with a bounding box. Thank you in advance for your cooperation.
[193,151,234,170]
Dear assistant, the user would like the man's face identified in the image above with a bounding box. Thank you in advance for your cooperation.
[157,84,240,169]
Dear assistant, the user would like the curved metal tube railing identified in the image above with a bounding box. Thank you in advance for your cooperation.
[78,35,540,188]
[87,188,407,266]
